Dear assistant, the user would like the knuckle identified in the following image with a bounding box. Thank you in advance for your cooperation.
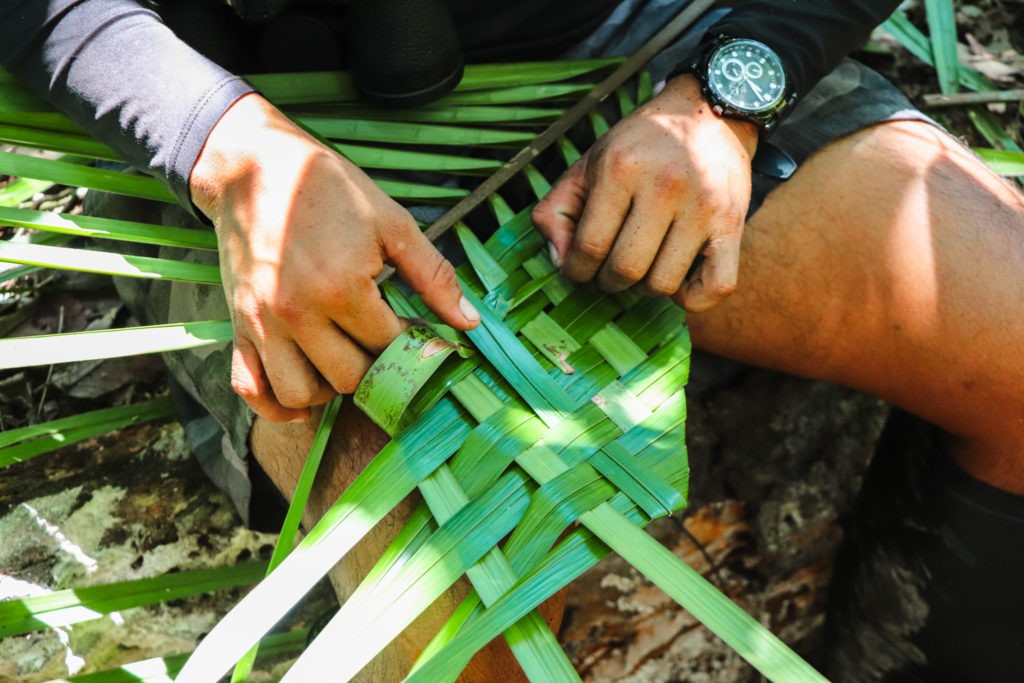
[653,169,686,195]
[645,275,681,297]
[429,256,458,290]
[531,201,553,226]
[691,186,719,213]
[230,374,261,403]
[609,259,647,284]
[308,278,347,311]
[268,294,304,324]
[601,148,638,176]
[576,238,610,262]
[707,278,737,299]
[383,208,419,238]
[328,370,363,395]
[275,387,315,410]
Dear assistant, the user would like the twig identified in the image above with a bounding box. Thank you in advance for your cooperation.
[922,89,1024,108]
[377,0,719,284]
[34,304,63,421]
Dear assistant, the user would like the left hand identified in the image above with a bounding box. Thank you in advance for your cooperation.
[532,74,759,311]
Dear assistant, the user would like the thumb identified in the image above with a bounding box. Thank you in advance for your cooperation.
[387,222,480,331]
[532,157,588,267]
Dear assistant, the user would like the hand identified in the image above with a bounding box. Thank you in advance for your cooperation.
[190,93,480,421]
[532,75,759,311]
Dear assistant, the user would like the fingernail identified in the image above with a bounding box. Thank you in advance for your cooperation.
[548,242,562,268]
[459,295,480,323]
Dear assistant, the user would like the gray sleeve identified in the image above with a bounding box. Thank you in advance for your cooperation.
[1,0,255,212]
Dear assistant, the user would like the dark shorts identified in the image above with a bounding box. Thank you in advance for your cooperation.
[90,1,938,522]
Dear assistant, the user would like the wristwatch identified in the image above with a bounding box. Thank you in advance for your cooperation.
[681,36,796,132]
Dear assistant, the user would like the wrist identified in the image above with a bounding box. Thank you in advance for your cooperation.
[662,74,759,159]
[189,92,277,219]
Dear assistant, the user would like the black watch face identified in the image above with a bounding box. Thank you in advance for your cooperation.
[707,39,786,113]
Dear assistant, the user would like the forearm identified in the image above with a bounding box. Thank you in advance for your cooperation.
[706,0,902,99]
[0,0,253,210]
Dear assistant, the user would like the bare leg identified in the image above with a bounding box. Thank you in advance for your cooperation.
[689,120,1024,493]
[251,401,564,682]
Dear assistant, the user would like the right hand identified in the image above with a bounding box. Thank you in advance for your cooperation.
[189,93,479,422]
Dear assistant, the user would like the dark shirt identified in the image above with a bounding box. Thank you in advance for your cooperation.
[0,0,900,210]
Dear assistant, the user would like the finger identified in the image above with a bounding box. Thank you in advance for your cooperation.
[387,220,480,331]
[230,335,308,422]
[296,321,375,395]
[596,191,674,292]
[532,158,588,266]
[261,336,336,410]
[675,233,742,311]
[639,216,709,298]
[328,271,410,354]
[561,170,632,283]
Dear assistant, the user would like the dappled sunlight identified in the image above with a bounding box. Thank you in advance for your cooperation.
[21,502,97,574]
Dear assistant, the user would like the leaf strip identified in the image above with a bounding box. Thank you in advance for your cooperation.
[0,320,233,369]
[0,562,268,637]
[0,206,217,250]
[0,241,221,284]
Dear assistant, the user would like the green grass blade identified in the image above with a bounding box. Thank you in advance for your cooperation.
[0,397,175,467]
[968,109,1024,152]
[882,12,994,93]
[0,562,268,637]
[974,148,1024,175]
[0,320,233,369]
[0,242,221,284]
[0,206,217,250]
[0,151,174,202]
[923,0,960,94]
